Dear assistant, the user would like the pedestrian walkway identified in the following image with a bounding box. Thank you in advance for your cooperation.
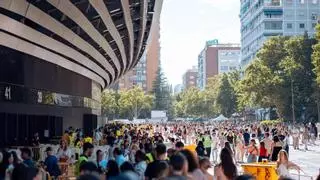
[207,142,319,179]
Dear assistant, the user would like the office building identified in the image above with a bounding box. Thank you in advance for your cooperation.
[0,0,162,147]
[118,13,161,92]
[174,84,184,95]
[183,66,198,89]
[240,0,320,67]
[118,52,147,91]
[197,40,240,90]
[146,18,161,92]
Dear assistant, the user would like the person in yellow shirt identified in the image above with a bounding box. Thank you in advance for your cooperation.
[116,129,120,137]
[84,136,93,144]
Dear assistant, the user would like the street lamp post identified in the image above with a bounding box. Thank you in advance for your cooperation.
[291,79,296,124]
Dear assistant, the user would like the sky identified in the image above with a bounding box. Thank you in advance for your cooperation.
[160,0,241,86]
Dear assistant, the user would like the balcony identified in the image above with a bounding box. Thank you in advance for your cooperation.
[264,0,282,7]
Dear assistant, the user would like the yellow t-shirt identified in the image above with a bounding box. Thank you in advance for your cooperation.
[84,137,93,144]
[116,130,121,137]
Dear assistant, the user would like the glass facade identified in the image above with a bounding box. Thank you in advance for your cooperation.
[129,53,147,91]
[240,0,320,67]
[197,50,206,90]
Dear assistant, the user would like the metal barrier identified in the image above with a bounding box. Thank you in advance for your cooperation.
[9,146,42,161]
[290,172,314,180]
[32,147,41,161]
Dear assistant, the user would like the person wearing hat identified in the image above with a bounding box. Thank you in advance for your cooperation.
[44,147,61,177]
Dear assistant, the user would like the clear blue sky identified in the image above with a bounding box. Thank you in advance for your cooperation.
[160,0,241,86]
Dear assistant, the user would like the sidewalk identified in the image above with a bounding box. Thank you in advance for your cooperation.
[208,142,320,179]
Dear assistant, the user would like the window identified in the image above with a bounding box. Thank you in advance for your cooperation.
[287,23,293,29]
[220,66,228,71]
[299,23,305,28]
[265,21,282,30]
[271,0,281,6]
[285,12,294,18]
[300,0,304,4]
[229,66,237,70]
[298,12,304,17]
[311,13,317,20]
[312,23,317,28]
[312,0,317,4]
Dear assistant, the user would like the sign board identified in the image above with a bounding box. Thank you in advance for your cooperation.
[206,39,219,46]
[151,111,167,118]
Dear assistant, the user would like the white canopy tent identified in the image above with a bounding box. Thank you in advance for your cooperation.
[212,114,228,121]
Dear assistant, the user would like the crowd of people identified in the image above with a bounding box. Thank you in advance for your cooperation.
[0,121,319,180]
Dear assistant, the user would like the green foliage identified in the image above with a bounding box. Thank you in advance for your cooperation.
[260,119,284,126]
[238,37,288,115]
[101,90,118,119]
[101,87,153,120]
[312,25,320,85]
[152,66,171,110]
[216,74,238,117]
[239,34,317,121]
[118,86,153,119]
[174,34,317,121]
[173,72,240,118]
[151,66,175,119]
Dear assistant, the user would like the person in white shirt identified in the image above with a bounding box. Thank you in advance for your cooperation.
[94,129,102,145]
[56,140,72,162]
[211,132,219,163]
[292,128,300,150]
[235,131,245,163]
[277,150,301,178]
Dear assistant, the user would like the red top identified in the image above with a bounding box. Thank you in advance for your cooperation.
[260,147,267,157]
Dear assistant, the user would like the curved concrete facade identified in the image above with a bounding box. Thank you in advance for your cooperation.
[0,0,161,87]
[0,0,162,147]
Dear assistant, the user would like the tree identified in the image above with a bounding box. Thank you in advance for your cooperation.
[202,75,221,117]
[216,74,237,117]
[238,36,289,119]
[183,87,204,117]
[312,25,320,122]
[173,87,203,118]
[152,66,171,110]
[280,33,316,121]
[313,25,320,85]
[174,100,185,117]
[101,90,118,120]
[239,34,317,121]
[118,86,153,119]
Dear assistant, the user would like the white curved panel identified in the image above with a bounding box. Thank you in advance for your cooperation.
[0,1,115,82]
[0,1,115,80]
[0,0,12,9]
[121,0,135,69]
[89,0,128,71]
[47,0,121,78]
[135,0,148,61]
[0,32,105,87]
[0,14,110,85]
